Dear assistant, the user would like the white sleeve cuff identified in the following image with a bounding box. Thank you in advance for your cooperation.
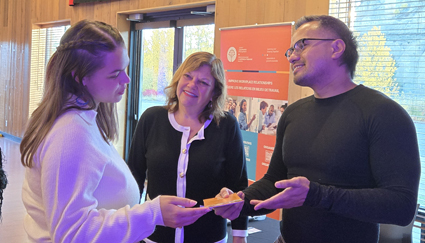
[150,195,164,226]
[232,229,248,237]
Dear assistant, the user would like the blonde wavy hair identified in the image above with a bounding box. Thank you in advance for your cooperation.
[164,52,227,125]
[20,19,125,167]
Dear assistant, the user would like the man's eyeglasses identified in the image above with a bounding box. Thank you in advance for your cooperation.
[285,38,337,60]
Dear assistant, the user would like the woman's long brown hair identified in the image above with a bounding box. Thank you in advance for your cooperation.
[20,20,124,167]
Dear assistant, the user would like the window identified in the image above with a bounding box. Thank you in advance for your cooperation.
[135,23,214,118]
[29,24,70,117]
[182,24,214,60]
[138,27,175,116]
[329,1,425,242]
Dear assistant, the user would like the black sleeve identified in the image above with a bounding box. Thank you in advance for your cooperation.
[304,100,420,226]
[224,114,249,231]
[241,110,288,216]
[127,108,152,198]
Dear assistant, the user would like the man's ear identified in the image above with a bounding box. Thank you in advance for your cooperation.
[331,39,346,60]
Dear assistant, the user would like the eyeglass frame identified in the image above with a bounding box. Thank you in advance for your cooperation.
[285,38,337,60]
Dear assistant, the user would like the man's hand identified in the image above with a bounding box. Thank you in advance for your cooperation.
[213,188,245,220]
[159,196,211,228]
[250,176,310,210]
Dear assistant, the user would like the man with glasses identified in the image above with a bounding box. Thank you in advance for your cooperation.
[215,15,420,243]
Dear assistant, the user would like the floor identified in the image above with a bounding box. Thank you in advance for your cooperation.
[0,137,31,243]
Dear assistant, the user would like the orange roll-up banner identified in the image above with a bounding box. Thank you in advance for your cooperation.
[221,23,292,220]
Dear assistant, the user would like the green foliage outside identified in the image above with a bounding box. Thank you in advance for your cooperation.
[355,26,400,101]
[183,25,214,59]
[140,24,214,102]
[141,28,174,101]
[355,26,425,121]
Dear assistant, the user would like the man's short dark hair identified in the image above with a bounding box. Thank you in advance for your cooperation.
[295,15,359,79]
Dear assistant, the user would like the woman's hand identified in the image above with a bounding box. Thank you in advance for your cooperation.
[159,196,211,228]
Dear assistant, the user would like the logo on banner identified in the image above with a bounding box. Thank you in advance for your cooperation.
[227,47,237,62]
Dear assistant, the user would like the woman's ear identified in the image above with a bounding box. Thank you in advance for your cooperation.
[71,71,79,83]
[71,71,86,86]
[331,39,346,60]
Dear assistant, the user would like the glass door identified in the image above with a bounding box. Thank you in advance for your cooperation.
[183,24,214,60]
[137,22,215,118]
[138,27,175,117]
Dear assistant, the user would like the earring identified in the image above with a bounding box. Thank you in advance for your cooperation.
[76,95,89,106]
[208,101,213,108]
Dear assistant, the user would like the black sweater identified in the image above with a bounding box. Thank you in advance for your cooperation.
[243,85,420,243]
[128,106,248,243]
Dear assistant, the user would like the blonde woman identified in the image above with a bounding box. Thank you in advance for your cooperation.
[128,52,248,243]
